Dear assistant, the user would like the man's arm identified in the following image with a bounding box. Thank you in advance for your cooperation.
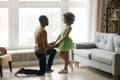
[42,30,54,49]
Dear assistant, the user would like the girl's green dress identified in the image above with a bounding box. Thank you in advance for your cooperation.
[57,25,74,51]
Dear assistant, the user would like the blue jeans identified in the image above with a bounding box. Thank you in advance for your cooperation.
[23,49,56,75]
[46,49,57,69]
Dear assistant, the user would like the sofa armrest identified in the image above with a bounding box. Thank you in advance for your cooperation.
[75,42,96,49]
[112,53,120,75]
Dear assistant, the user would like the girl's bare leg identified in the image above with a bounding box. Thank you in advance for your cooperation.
[59,51,69,70]
[64,51,69,70]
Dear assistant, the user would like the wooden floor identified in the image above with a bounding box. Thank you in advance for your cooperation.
[1,64,113,80]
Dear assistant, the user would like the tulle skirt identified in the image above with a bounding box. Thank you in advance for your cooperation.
[57,37,74,52]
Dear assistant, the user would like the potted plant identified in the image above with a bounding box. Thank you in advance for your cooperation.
[104,0,120,33]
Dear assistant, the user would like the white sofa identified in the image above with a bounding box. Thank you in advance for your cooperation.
[73,32,120,80]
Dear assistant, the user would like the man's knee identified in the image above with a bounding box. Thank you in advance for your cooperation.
[47,49,57,55]
[52,49,57,55]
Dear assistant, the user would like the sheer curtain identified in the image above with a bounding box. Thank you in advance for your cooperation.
[89,0,98,42]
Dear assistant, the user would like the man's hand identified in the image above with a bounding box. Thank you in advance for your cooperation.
[54,43,60,48]
[48,41,56,45]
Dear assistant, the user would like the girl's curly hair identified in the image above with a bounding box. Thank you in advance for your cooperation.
[63,12,75,25]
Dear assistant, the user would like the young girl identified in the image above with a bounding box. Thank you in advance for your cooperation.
[55,12,75,73]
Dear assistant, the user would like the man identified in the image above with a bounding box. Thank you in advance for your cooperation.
[15,15,57,76]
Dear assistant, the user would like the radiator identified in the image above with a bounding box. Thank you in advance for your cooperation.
[4,49,63,67]
[9,49,60,62]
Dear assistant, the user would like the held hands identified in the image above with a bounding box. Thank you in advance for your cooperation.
[49,41,60,48]
[48,41,56,45]
[54,43,60,48]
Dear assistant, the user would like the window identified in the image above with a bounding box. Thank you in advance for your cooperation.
[70,0,91,43]
[19,0,60,1]
[0,0,96,49]
[19,8,60,47]
[70,8,90,42]
[70,0,84,1]
[0,8,8,47]
[0,0,8,1]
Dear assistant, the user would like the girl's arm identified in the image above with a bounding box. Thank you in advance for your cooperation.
[49,34,61,45]
[57,26,72,44]
[55,34,61,43]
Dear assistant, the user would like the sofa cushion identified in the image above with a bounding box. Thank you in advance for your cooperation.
[114,35,120,54]
[89,48,114,53]
[75,42,96,49]
[73,49,92,59]
[91,52,114,65]
[94,32,116,51]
